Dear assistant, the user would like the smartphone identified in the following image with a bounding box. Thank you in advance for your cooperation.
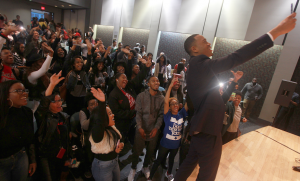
[231,92,236,97]
[72,161,80,168]
[116,139,120,147]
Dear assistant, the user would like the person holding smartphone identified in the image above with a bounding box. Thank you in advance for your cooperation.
[35,71,72,181]
[221,90,247,145]
[89,87,124,181]
[148,78,188,181]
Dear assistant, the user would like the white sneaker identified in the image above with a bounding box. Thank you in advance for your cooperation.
[165,171,174,181]
[128,169,136,181]
[142,167,150,179]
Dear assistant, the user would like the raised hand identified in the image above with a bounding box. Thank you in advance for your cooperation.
[170,77,178,88]
[56,28,61,38]
[42,35,47,41]
[122,48,130,54]
[2,24,20,36]
[42,44,54,57]
[231,70,243,82]
[106,46,112,53]
[86,39,92,52]
[269,12,297,40]
[90,87,105,102]
[50,70,65,86]
[139,58,147,64]
[145,56,152,67]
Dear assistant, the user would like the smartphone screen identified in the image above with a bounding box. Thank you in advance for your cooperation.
[231,92,236,97]
[116,139,120,147]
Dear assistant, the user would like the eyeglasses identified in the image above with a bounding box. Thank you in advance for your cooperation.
[51,99,64,104]
[9,89,29,94]
[170,103,179,106]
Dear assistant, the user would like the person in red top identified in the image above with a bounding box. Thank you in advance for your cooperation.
[173,58,187,73]
[0,26,21,83]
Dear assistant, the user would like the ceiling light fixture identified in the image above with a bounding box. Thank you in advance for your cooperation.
[55,5,57,7]
[69,5,72,6]
[61,5,64,7]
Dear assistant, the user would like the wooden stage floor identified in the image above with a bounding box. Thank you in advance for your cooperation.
[187,126,300,181]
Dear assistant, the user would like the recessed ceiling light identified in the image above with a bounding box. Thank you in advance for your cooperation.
[69,5,72,6]
[55,5,57,7]
[61,5,64,7]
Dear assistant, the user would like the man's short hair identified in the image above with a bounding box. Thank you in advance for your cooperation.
[146,75,157,83]
[184,34,198,55]
[233,90,243,97]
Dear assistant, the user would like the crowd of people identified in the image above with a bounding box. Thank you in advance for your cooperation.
[0,12,297,181]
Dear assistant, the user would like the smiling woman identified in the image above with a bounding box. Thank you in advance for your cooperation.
[34,71,73,181]
[0,80,37,180]
[64,42,92,116]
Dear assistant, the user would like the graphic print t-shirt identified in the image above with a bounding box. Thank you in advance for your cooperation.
[160,107,188,149]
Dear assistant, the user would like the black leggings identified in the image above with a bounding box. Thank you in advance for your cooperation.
[150,145,178,179]
[66,92,85,116]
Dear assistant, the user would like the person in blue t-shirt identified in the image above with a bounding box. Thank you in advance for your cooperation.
[148,78,188,181]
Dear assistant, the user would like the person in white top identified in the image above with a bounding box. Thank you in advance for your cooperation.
[166,59,172,80]
[222,90,247,144]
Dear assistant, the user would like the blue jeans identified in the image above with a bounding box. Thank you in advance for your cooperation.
[0,148,29,181]
[92,157,120,181]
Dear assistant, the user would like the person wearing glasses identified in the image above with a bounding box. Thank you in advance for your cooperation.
[148,78,188,181]
[0,80,37,180]
[35,71,74,181]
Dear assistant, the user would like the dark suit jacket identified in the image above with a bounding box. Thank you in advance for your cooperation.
[187,34,273,136]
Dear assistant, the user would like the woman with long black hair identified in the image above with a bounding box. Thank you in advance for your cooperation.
[64,40,92,116]
[35,71,73,181]
[89,59,109,93]
[12,42,25,67]
[89,87,124,181]
[0,80,36,180]
[108,58,152,140]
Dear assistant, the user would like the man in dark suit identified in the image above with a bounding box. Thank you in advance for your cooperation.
[174,13,297,181]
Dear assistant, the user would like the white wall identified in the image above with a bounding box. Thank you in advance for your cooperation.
[245,0,294,44]
[159,0,182,32]
[251,0,300,122]
[0,0,62,27]
[176,0,210,34]
[120,0,135,28]
[100,0,116,26]
[131,0,153,29]
[216,0,256,40]
[63,9,86,35]
[202,0,224,45]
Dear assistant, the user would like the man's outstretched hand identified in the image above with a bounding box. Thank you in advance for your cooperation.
[269,12,297,40]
